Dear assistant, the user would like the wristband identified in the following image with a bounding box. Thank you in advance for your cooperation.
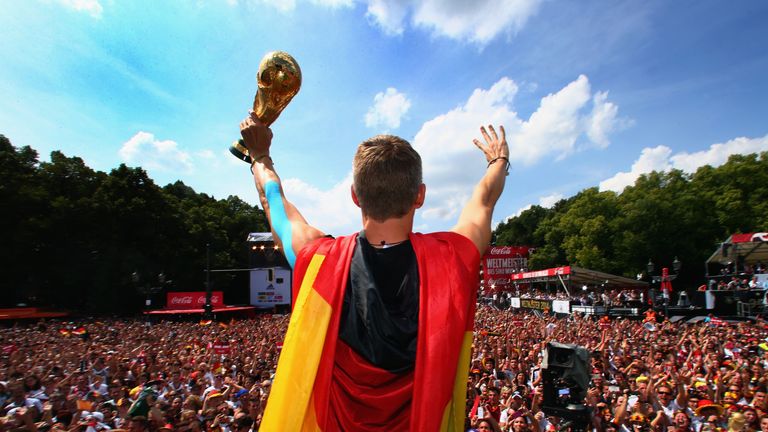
[487,156,510,175]
[250,154,273,174]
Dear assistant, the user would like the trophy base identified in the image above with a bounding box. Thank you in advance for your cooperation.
[229,139,252,164]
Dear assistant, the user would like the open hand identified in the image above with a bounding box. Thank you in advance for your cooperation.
[473,125,509,164]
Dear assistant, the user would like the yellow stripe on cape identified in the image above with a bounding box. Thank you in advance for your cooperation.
[261,254,328,431]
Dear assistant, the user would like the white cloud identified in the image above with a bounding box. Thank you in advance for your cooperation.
[539,192,564,208]
[366,0,543,44]
[670,135,768,173]
[415,75,626,221]
[282,174,360,237]
[227,0,539,44]
[599,134,768,193]
[55,0,103,18]
[587,91,632,148]
[118,132,194,173]
[365,87,411,130]
[598,146,672,192]
[365,0,410,35]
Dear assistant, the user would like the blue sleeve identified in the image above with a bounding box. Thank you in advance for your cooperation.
[264,180,296,268]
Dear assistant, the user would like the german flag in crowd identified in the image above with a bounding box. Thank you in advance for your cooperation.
[218,322,228,329]
[58,328,71,337]
[199,319,212,326]
[72,326,87,335]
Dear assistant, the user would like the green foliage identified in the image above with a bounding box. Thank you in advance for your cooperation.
[0,137,270,312]
[494,152,768,287]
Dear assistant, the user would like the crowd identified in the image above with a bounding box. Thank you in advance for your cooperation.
[2,306,768,432]
[489,287,646,308]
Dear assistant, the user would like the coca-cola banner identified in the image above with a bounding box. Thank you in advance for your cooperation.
[509,266,571,280]
[166,291,224,310]
[482,245,530,290]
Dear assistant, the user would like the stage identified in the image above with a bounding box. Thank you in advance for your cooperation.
[144,305,258,316]
[0,308,69,320]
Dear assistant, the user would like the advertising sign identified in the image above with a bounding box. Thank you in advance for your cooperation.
[250,268,292,307]
[482,246,530,290]
[166,292,224,310]
[520,298,552,312]
[510,266,571,281]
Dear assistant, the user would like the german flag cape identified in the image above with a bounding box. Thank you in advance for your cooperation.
[262,232,479,431]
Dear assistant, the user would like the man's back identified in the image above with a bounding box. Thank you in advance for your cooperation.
[264,231,480,431]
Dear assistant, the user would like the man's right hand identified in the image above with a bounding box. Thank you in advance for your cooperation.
[240,112,273,159]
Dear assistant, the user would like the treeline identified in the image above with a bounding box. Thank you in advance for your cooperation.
[494,152,768,287]
[1,135,269,312]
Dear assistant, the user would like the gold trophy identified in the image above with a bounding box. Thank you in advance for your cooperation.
[229,51,302,163]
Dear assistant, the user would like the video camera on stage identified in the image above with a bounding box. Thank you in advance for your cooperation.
[541,342,591,426]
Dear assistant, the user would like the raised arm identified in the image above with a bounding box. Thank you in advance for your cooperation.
[451,125,509,255]
[240,113,325,267]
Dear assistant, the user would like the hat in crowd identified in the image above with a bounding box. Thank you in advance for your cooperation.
[635,376,649,383]
[129,387,141,399]
[235,389,249,399]
[629,414,648,424]
[695,400,724,416]
[694,381,709,389]
[511,392,523,400]
[207,391,222,399]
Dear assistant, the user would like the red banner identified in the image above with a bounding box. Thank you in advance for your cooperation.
[166,291,224,310]
[211,341,231,354]
[482,246,530,290]
[509,266,571,280]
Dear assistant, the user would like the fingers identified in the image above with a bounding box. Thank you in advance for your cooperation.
[480,126,492,144]
[488,125,498,142]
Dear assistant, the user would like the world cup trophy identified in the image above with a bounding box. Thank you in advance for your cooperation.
[229,51,302,163]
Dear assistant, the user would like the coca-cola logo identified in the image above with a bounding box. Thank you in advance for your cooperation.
[170,296,193,304]
[490,246,512,255]
[196,296,220,303]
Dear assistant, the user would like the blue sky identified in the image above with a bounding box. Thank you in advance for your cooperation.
[2,0,767,236]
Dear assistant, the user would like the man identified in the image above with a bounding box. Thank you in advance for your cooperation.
[240,113,508,431]
[654,381,687,421]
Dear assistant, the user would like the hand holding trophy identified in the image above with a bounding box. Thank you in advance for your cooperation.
[229,51,302,164]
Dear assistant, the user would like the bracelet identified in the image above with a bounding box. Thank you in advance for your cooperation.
[487,156,510,175]
[250,154,273,174]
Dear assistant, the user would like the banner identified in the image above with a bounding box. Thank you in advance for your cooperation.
[211,341,231,354]
[510,266,570,281]
[166,291,224,310]
[482,246,530,290]
[250,268,292,307]
[520,298,552,312]
[552,300,571,314]
[510,297,521,309]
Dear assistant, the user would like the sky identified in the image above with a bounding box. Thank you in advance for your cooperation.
[2,0,767,237]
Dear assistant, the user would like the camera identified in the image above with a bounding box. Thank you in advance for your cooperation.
[541,342,591,425]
